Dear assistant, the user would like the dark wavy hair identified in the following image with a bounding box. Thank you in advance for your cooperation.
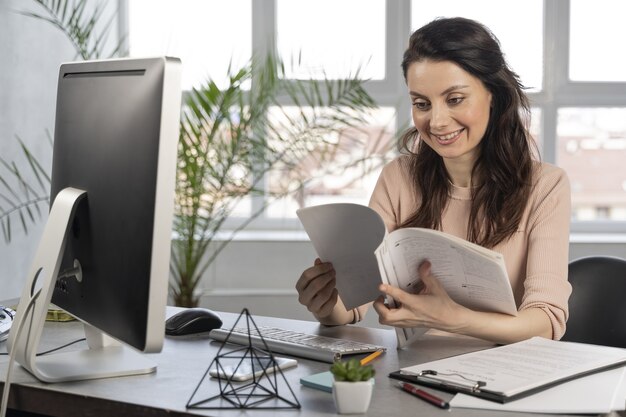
[399,17,536,248]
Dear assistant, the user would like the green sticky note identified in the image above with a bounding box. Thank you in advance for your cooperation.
[300,371,334,393]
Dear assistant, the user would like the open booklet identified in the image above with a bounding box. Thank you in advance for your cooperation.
[296,203,517,347]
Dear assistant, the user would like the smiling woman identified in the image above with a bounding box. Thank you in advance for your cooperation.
[407,60,492,184]
[295,17,573,346]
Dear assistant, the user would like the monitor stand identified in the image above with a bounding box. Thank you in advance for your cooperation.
[7,187,157,383]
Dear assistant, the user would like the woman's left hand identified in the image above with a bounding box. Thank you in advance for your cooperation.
[372,260,468,331]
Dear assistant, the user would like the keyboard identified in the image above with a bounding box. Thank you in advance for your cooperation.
[209,326,386,363]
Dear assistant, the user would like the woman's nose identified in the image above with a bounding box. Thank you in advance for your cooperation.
[429,104,450,130]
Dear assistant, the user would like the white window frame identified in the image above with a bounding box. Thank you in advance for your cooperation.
[540,1,626,234]
[120,0,626,236]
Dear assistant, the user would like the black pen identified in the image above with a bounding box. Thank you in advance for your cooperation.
[398,382,450,409]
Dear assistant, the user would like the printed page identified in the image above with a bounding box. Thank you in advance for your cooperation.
[383,228,517,315]
[450,367,626,414]
[402,337,626,397]
[375,240,427,347]
[297,203,386,310]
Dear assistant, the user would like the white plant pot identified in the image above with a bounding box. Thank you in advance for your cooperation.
[332,379,374,414]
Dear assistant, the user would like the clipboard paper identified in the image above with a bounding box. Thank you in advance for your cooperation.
[389,337,626,403]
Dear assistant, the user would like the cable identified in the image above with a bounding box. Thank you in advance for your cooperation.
[0,337,86,356]
[1,291,40,417]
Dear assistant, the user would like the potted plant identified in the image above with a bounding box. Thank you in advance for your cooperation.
[330,358,376,414]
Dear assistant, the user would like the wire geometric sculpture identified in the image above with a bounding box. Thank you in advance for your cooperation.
[186,308,301,410]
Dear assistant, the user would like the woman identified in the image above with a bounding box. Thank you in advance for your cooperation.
[295,17,571,344]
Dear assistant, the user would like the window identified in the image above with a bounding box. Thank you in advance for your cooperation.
[411,0,543,91]
[558,108,626,221]
[276,0,386,80]
[124,1,626,234]
[266,107,396,219]
[569,0,626,82]
[128,0,251,90]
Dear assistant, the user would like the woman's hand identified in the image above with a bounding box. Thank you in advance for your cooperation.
[373,261,467,331]
[373,260,553,343]
[296,258,339,319]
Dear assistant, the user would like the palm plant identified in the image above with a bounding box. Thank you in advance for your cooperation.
[171,54,383,306]
[2,0,395,307]
[0,136,51,242]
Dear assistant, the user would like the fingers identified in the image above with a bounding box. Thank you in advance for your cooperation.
[297,272,335,307]
[372,295,388,315]
[309,286,338,317]
[296,259,337,315]
[418,260,446,295]
[296,260,334,293]
[378,282,409,305]
[373,294,414,326]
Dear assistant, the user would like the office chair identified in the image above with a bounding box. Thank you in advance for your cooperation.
[562,256,626,348]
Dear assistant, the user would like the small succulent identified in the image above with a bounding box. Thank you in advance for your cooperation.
[330,358,375,382]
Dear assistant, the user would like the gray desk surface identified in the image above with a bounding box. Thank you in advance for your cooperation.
[0,307,621,417]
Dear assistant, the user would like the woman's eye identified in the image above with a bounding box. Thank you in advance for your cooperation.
[448,96,464,105]
[413,101,430,110]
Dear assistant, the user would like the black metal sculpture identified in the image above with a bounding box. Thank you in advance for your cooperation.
[187,308,301,410]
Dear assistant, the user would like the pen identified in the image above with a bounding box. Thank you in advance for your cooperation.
[398,382,450,410]
[360,349,384,366]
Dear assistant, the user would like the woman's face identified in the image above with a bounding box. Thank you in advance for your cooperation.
[407,59,492,168]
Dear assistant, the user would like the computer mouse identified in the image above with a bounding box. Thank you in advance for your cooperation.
[165,308,223,336]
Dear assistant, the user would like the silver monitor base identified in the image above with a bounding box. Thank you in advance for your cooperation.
[7,187,157,383]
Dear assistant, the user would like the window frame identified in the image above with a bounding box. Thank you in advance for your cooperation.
[120,0,626,235]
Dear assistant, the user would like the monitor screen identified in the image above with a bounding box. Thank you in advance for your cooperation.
[6,57,181,383]
[50,57,180,352]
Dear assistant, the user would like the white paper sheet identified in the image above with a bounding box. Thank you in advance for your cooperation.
[450,367,626,414]
[296,203,386,310]
[612,367,626,410]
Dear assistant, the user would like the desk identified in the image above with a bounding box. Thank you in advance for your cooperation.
[0,308,620,417]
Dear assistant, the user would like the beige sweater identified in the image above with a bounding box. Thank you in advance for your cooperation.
[363,155,572,339]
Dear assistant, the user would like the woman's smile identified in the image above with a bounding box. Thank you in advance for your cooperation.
[430,128,465,145]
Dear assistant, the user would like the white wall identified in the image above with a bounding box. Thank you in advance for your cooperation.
[0,0,119,299]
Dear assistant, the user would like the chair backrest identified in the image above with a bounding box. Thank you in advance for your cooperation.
[562,256,626,348]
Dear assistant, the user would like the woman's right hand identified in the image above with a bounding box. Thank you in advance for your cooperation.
[295,258,338,319]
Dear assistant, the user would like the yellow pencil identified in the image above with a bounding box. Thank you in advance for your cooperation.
[360,348,384,366]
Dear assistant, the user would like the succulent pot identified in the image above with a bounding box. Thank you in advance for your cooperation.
[332,378,374,414]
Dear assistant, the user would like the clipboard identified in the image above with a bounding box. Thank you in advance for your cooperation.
[389,337,626,404]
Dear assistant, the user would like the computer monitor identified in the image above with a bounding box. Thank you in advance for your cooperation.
[6,57,182,382]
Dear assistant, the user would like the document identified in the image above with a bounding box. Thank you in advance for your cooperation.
[390,337,626,404]
[375,226,516,346]
[450,367,626,413]
[297,203,517,347]
[296,203,386,310]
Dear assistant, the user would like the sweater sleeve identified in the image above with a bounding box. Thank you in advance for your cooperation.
[519,166,572,340]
